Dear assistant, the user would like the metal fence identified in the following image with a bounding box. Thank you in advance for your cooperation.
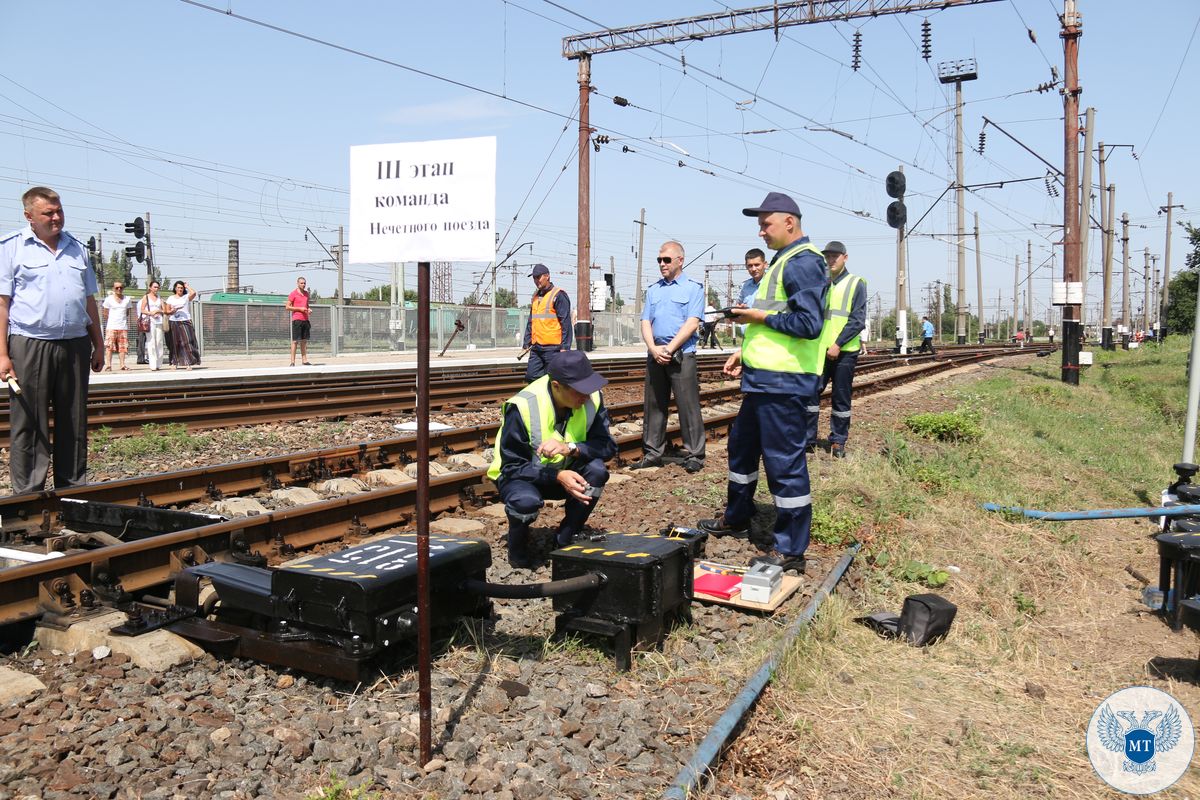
[186,302,646,356]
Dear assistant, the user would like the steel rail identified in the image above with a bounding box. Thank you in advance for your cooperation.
[0,347,1042,627]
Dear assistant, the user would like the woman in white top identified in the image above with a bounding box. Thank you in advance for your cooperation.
[165,281,200,370]
[101,282,132,371]
[138,281,167,371]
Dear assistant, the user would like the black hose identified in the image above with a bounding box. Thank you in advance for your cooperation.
[462,572,605,599]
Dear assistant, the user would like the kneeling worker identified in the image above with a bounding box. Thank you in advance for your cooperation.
[487,350,617,568]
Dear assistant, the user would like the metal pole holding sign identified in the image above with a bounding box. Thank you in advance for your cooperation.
[416,260,433,766]
[349,135,495,771]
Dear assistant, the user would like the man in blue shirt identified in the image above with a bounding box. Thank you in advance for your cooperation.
[919,315,936,354]
[633,240,705,473]
[736,248,767,342]
[0,187,104,494]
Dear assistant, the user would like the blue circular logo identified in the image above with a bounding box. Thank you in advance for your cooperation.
[1087,686,1194,794]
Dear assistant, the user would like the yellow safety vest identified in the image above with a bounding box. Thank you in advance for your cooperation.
[530,286,564,345]
[487,375,600,481]
[742,241,827,375]
[819,272,865,353]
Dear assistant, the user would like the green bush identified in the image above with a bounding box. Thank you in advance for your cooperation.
[904,409,982,443]
[811,502,862,546]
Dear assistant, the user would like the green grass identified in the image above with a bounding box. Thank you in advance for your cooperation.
[90,422,210,463]
[307,773,383,800]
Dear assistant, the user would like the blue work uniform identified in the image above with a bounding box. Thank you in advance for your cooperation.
[919,318,935,353]
[726,237,827,558]
[806,270,868,447]
[521,283,572,381]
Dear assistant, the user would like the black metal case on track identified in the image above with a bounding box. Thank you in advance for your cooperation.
[550,533,691,624]
[272,533,491,638]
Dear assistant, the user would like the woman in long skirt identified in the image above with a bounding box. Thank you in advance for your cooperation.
[166,280,201,370]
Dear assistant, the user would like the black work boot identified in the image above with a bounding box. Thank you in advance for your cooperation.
[506,517,536,569]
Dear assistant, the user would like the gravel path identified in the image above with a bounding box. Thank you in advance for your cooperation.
[0,360,1015,799]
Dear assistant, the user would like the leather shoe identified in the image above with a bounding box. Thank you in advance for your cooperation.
[751,550,806,573]
[698,517,750,539]
[830,443,846,459]
[804,443,816,454]
[629,457,663,470]
[682,459,704,474]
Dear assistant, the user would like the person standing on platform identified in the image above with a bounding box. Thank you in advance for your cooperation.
[487,351,616,568]
[806,241,866,459]
[919,315,936,354]
[698,193,828,573]
[287,276,311,366]
[138,281,167,371]
[699,303,722,349]
[521,264,572,382]
[101,281,131,371]
[632,241,705,473]
[166,281,200,370]
[0,187,104,495]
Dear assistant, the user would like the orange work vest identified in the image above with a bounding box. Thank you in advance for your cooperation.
[530,286,564,345]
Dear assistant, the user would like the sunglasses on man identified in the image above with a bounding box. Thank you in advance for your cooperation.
[656,256,675,264]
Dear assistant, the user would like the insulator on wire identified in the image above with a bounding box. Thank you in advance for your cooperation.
[1044,174,1059,198]
[920,19,932,60]
[977,130,986,154]
[851,31,862,71]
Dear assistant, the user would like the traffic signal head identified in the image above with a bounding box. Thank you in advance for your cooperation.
[125,242,146,263]
[885,171,906,199]
[886,201,907,230]
[604,273,614,288]
[125,217,145,239]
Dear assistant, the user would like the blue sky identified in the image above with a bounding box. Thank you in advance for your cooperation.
[2,1,1196,327]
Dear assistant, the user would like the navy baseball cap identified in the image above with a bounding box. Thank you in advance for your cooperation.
[528,263,550,277]
[742,191,802,218]
[549,350,608,395]
[822,241,847,256]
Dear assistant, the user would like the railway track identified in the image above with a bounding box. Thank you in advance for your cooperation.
[0,345,1049,629]
[0,344,1024,448]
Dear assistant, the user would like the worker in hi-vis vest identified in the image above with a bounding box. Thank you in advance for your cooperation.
[522,263,572,382]
[806,241,867,459]
[698,192,829,574]
[487,350,616,569]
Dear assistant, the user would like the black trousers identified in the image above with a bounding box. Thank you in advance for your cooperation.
[8,335,92,494]
[643,352,705,462]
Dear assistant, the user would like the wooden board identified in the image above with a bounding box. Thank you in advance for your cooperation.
[691,563,803,612]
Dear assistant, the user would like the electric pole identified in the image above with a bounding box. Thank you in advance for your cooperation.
[1027,241,1033,340]
[1101,183,1115,349]
[974,212,984,342]
[1143,248,1151,334]
[938,59,978,344]
[1078,107,1094,328]
[1160,192,1183,337]
[895,166,908,353]
[634,208,646,317]
[1012,256,1019,340]
[1121,212,1131,345]
[337,225,345,305]
[576,53,593,350]
[1060,0,1082,384]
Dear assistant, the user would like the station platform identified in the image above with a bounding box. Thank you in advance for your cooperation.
[89,345,735,388]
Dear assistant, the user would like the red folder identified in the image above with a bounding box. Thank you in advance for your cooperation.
[694,572,742,599]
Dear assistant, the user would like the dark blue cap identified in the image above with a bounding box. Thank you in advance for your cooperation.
[549,350,607,395]
[742,191,802,218]
[822,240,847,256]
[528,263,550,277]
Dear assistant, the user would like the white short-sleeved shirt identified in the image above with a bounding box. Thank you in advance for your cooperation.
[166,294,191,322]
[102,294,131,331]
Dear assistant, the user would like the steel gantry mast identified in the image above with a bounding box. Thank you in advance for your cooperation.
[561,0,1003,350]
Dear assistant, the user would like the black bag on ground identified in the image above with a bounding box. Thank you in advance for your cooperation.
[856,593,957,646]
[898,593,957,645]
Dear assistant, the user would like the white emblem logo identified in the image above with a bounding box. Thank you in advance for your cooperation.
[1087,686,1194,794]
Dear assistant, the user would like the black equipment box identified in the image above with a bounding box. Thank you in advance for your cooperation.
[551,533,691,624]
[170,534,491,680]
[273,533,491,638]
[1155,529,1200,630]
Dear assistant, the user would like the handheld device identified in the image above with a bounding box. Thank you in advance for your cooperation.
[581,484,602,499]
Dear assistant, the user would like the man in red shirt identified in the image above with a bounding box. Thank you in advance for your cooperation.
[286,276,311,366]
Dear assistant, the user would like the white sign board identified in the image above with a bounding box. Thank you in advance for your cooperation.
[349,136,496,263]
[1051,281,1084,305]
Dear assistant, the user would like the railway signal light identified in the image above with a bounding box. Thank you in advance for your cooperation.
[125,217,145,240]
[125,241,145,263]
[885,170,907,230]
